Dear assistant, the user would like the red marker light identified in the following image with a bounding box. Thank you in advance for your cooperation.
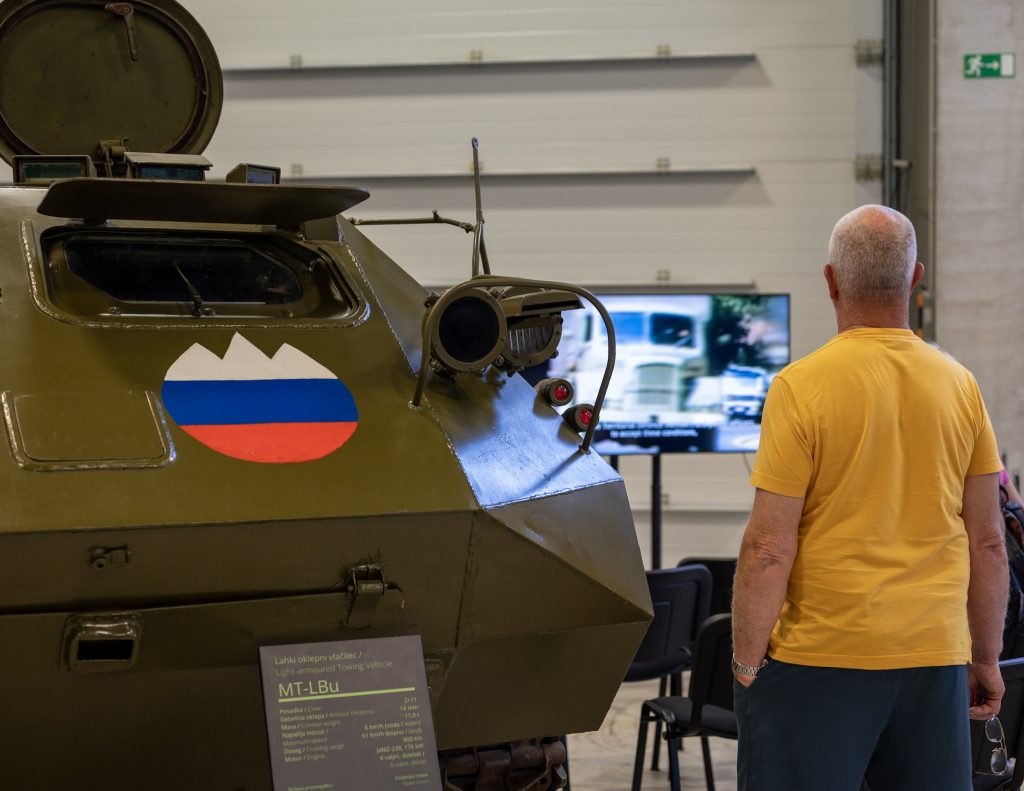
[535,377,573,407]
[561,402,594,433]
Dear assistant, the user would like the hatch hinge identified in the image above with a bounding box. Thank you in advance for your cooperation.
[441,739,568,791]
[104,3,139,61]
[97,138,130,178]
[344,564,405,630]
[89,545,131,571]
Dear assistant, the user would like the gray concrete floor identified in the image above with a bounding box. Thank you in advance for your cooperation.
[569,676,738,791]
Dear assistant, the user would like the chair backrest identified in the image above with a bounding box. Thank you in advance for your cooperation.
[624,564,712,682]
[971,657,1024,787]
[678,556,737,617]
[687,613,735,719]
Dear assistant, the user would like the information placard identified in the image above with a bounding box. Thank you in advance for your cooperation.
[259,636,442,790]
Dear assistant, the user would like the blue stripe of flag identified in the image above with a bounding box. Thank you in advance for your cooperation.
[162,379,358,426]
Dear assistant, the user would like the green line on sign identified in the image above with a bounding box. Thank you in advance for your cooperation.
[278,686,416,703]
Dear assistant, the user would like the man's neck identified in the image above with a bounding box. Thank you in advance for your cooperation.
[834,304,911,334]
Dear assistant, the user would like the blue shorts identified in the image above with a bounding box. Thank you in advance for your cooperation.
[734,660,971,791]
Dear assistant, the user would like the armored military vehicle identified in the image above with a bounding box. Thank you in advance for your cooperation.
[0,1,651,788]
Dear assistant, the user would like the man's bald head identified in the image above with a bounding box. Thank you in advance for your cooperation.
[827,205,917,305]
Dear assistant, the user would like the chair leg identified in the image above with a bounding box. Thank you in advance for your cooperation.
[667,734,682,791]
[700,735,715,791]
[651,676,667,771]
[631,710,651,791]
[560,735,570,791]
[669,673,685,754]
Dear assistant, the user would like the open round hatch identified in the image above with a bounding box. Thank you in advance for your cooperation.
[0,0,222,166]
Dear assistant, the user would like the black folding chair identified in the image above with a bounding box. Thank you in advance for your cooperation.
[625,564,713,772]
[632,614,736,791]
[677,557,736,617]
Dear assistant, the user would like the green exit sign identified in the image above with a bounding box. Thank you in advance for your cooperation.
[964,53,1015,78]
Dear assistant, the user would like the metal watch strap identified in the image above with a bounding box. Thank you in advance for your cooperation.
[731,654,769,676]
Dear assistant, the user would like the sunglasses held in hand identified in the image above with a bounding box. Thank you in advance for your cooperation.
[986,716,1016,776]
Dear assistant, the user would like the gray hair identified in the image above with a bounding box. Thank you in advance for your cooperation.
[827,205,917,303]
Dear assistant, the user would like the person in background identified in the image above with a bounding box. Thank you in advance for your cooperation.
[731,205,1008,790]
[1001,468,1022,510]
[999,468,1024,661]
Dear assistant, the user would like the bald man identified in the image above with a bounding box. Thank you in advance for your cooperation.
[731,205,1008,790]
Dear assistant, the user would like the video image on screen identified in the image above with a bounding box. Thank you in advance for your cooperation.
[525,293,791,454]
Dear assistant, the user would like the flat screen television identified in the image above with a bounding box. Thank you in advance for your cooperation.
[523,292,791,454]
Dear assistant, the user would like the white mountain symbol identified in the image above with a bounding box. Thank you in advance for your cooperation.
[165,333,337,382]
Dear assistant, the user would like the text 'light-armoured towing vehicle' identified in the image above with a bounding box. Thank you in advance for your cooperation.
[0,1,652,789]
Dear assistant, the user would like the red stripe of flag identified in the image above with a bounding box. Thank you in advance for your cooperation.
[182,422,358,463]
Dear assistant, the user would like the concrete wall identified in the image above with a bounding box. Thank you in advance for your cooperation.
[935,0,1023,477]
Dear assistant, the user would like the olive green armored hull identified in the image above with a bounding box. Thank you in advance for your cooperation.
[0,188,651,789]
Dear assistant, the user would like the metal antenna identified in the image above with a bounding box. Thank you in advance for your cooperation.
[470,138,489,276]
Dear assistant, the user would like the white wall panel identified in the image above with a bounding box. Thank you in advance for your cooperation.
[204,59,856,179]
[186,1,854,69]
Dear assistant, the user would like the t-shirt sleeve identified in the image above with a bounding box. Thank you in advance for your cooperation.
[967,377,1002,477]
[749,375,812,497]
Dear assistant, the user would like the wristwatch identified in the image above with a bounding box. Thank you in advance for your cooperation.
[731,654,769,677]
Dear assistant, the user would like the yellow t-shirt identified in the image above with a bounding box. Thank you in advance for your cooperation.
[750,327,1002,669]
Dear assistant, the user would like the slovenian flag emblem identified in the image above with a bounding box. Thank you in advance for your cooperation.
[162,333,358,464]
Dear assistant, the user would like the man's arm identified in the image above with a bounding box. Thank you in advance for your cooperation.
[732,487,804,686]
[964,472,1009,718]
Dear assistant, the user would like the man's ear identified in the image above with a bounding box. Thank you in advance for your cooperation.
[911,261,925,292]
[823,264,839,300]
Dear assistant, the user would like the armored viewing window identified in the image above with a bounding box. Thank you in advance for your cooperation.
[41,229,361,324]
[64,238,302,305]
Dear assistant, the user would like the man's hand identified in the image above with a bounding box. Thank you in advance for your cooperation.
[969,661,1005,720]
[734,672,757,688]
